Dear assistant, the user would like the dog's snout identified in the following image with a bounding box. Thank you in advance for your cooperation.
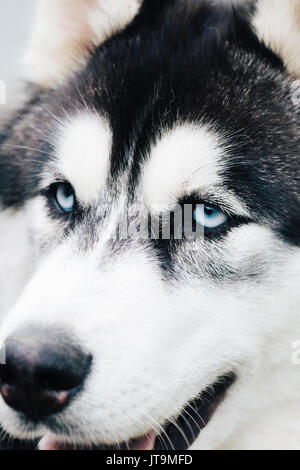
[0,327,92,422]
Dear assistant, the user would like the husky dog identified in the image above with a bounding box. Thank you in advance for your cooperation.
[0,0,299,450]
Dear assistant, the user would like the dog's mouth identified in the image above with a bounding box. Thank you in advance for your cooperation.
[37,373,235,451]
[0,373,235,450]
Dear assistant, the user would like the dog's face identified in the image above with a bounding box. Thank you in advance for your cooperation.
[0,0,300,450]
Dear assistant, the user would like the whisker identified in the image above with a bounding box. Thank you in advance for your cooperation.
[41,106,67,127]
[151,406,191,447]
[177,410,197,443]
[186,402,206,428]
[182,408,202,433]
[1,143,57,159]
[33,127,56,144]
[143,413,175,450]
[161,415,191,449]
[75,85,90,112]
[152,404,191,449]
[130,417,168,449]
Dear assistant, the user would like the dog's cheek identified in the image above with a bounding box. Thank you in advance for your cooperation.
[24,197,67,257]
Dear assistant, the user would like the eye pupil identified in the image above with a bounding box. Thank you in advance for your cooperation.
[204,206,215,216]
[63,185,73,198]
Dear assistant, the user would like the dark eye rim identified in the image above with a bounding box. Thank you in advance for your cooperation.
[177,193,250,238]
[150,194,250,252]
[41,181,77,217]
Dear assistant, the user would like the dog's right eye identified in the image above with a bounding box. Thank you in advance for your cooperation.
[55,183,75,213]
[45,182,75,215]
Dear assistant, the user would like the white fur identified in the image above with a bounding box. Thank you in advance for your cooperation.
[141,124,249,216]
[57,113,112,205]
[253,0,300,78]
[0,210,32,321]
[142,125,221,207]
[23,0,141,88]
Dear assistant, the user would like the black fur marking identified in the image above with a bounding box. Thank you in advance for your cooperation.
[0,0,299,250]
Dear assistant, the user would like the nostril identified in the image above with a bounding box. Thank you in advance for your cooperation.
[0,365,16,386]
[1,383,11,399]
[0,383,70,420]
[0,327,92,422]
[37,367,89,391]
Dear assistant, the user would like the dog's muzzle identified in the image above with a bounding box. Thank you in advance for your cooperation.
[0,327,92,422]
[0,326,235,450]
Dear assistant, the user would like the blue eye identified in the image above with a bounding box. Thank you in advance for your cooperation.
[55,183,75,213]
[193,204,228,228]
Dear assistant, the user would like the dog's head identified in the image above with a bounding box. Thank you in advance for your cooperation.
[0,0,299,450]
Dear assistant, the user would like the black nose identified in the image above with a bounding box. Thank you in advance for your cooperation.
[0,327,92,422]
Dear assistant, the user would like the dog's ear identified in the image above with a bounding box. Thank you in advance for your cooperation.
[23,0,141,88]
[253,0,300,78]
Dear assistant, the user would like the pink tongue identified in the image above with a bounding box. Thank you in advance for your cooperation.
[38,431,156,451]
[128,431,156,450]
[38,435,66,450]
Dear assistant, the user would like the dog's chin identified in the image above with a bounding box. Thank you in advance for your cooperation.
[1,373,235,451]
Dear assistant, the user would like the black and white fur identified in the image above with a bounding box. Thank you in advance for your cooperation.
[0,0,300,450]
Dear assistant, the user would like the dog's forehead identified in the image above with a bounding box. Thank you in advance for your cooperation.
[54,112,229,209]
[141,125,222,207]
[56,113,112,205]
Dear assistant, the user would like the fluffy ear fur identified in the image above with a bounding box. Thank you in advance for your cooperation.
[21,0,300,87]
[253,0,300,78]
[23,0,141,88]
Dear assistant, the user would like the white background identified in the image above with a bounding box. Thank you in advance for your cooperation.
[0,0,36,82]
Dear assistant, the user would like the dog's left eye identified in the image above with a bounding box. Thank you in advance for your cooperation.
[54,183,75,213]
[193,204,228,228]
